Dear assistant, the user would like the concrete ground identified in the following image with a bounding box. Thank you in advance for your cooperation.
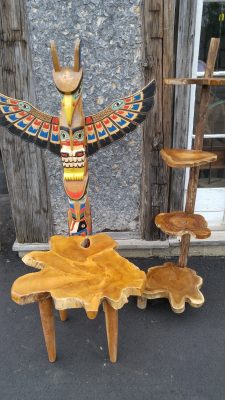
[0,199,225,400]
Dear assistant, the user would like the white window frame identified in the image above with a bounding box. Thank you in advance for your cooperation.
[185,0,225,230]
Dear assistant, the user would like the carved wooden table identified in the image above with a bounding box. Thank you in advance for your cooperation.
[11,233,145,363]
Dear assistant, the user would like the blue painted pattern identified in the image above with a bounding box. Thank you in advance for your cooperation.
[0,96,7,103]
[51,133,59,142]
[27,125,38,135]
[39,130,48,139]
[134,94,141,101]
[2,106,10,113]
[88,134,96,140]
[108,125,117,132]
[117,119,126,126]
[7,114,19,122]
[17,120,28,128]
[98,129,107,137]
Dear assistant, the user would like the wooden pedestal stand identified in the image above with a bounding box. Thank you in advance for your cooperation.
[138,38,223,313]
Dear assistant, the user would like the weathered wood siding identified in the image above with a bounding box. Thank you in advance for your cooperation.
[170,0,198,211]
[0,0,52,242]
[140,0,176,240]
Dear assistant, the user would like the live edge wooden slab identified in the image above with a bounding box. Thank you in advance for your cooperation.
[155,212,211,239]
[160,149,217,168]
[138,262,204,313]
[11,233,145,363]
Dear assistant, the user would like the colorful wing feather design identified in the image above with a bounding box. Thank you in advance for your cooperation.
[0,93,60,155]
[85,80,156,156]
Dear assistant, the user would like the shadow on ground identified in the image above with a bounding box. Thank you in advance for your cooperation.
[0,198,224,400]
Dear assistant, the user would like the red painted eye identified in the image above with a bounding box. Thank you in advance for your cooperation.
[61,153,69,157]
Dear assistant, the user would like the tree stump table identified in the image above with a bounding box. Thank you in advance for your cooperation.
[11,233,145,363]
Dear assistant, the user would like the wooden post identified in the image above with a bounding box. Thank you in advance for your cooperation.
[39,297,56,362]
[178,38,220,266]
[104,300,118,363]
[0,0,53,243]
[140,0,176,240]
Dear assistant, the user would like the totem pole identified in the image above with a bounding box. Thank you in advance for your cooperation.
[0,39,155,236]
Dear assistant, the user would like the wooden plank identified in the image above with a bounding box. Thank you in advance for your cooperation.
[165,77,225,86]
[170,1,198,211]
[0,0,53,242]
[140,0,176,240]
[147,0,163,38]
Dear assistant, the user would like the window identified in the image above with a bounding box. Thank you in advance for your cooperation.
[194,1,225,189]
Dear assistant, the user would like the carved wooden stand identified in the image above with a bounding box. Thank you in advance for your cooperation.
[138,38,223,313]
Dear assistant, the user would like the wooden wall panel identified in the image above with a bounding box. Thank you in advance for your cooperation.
[140,0,176,240]
[0,0,53,242]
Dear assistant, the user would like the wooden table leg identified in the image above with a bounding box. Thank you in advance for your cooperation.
[103,300,118,363]
[137,296,147,309]
[38,297,56,362]
[59,310,68,321]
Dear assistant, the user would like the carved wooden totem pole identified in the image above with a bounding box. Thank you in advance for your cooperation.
[0,39,155,236]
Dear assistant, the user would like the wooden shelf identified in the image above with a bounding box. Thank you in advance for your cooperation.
[160,148,217,168]
[155,211,211,239]
[142,262,204,313]
[164,77,225,86]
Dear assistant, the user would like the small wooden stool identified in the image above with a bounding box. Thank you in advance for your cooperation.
[11,233,145,363]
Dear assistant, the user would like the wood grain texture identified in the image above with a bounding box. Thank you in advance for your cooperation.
[155,211,211,239]
[104,300,118,363]
[160,149,217,168]
[165,77,225,86]
[140,0,175,240]
[39,297,56,362]
[142,262,204,313]
[170,0,197,211]
[11,233,146,316]
[0,0,53,242]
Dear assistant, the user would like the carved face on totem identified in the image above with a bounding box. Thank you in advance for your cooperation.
[50,40,86,182]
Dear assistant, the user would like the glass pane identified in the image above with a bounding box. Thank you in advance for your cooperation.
[194,85,225,136]
[200,1,225,71]
[192,137,225,188]
[194,1,225,188]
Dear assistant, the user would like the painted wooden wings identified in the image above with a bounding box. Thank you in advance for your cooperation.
[85,80,156,156]
[0,93,60,155]
[0,79,155,156]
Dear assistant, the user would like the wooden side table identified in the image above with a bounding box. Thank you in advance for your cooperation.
[11,233,145,362]
[11,233,145,363]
